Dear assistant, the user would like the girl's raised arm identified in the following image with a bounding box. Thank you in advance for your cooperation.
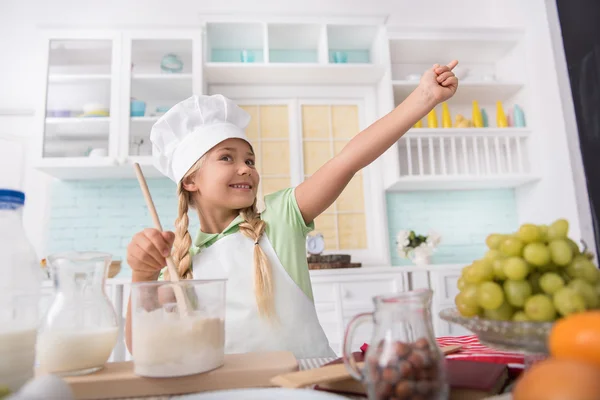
[295,61,459,224]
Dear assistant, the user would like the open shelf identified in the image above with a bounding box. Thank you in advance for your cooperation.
[389,27,526,92]
[327,25,378,64]
[204,63,385,85]
[388,29,521,65]
[131,39,193,74]
[386,175,540,191]
[392,80,524,104]
[206,22,265,63]
[387,130,535,191]
[45,117,110,138]
[268,23,320,63]
[406,128,530,137]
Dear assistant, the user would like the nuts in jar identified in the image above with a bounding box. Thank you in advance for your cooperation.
[365,338,444,400]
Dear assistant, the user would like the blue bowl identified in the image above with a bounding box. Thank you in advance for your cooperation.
[131,100,146,117]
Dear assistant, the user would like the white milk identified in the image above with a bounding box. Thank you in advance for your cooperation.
[0,327,37,392]
[36,327,118,374]
[133,309,225,377]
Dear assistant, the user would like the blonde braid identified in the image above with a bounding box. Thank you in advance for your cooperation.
[239,201,275,318]
[168,182,193,280]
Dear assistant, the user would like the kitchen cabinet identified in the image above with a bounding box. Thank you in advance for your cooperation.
[33,29,202,179]
[33,18,389,181]
[203,20,386,85]
[382,27,539,192]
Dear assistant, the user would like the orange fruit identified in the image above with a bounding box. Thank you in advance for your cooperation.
[513,358,600,400]
[548,311,600,367]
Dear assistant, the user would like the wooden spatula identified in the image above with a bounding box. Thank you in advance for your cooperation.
[270,345,462,389]
[133,163,190,316]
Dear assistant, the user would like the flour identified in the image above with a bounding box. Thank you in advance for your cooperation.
[132,309,225,377]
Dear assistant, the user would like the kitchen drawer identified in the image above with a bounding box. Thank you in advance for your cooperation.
[431,269,462,303]
[340,279,401,305]
[312,282,336,303]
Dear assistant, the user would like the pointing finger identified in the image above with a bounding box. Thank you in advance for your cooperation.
[446,59,459,70]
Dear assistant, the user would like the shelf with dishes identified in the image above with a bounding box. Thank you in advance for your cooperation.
[203,21,386,84]
[386,129,538,191]
[34,30,202,179]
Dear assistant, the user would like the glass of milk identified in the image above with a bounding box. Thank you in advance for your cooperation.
[37,252,119,376]
[130,279,226,378]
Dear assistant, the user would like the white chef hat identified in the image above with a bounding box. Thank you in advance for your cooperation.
[150,94,251,182]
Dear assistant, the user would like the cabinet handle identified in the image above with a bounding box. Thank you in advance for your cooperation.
[343,289,351,299]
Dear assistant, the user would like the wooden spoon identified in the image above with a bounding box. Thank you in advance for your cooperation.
[133,163,190,316]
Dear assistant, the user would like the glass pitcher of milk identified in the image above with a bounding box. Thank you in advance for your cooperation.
[37,251,119,376]
[0,189,41,395]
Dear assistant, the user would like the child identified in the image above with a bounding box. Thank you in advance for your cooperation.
[125,61,459,359]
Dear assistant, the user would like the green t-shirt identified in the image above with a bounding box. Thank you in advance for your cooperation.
[188,187,315,301]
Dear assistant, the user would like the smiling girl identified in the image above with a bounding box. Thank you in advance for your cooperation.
[125,61,459,358]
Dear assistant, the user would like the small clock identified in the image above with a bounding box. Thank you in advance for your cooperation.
[306,233,325,255]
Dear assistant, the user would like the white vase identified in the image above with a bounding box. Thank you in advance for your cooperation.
[410,252,431,266]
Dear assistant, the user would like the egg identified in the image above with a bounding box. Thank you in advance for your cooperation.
[513,358,600,400]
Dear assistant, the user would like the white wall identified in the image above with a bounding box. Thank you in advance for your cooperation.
[1,0,594,255]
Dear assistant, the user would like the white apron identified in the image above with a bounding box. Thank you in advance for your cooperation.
[192,232,336,359]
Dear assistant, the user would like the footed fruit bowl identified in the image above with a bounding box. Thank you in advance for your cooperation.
[439,307,553,355]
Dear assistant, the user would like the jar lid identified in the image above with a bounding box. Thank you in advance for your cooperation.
[0,189,25,206]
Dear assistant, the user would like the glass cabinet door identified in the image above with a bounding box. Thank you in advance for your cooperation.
[239,103,292,201]
[124,34,198,161]
[301,103,367,251]
[42,34,119,162]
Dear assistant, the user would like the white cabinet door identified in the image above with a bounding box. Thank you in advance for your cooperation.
[312,282,343,353]
[340,276,405,354]
[429,267,469,337]
[430,268,462,305]
[311,273,406,356]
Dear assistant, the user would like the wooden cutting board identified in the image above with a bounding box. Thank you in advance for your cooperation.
[271,345,462,393]
[36,351,298,400]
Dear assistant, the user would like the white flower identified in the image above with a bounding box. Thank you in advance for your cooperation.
[426,231,441,248]
[396,230,410,245]
[396,230,412,258]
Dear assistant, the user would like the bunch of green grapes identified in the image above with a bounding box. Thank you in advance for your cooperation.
[455,219,600,322]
